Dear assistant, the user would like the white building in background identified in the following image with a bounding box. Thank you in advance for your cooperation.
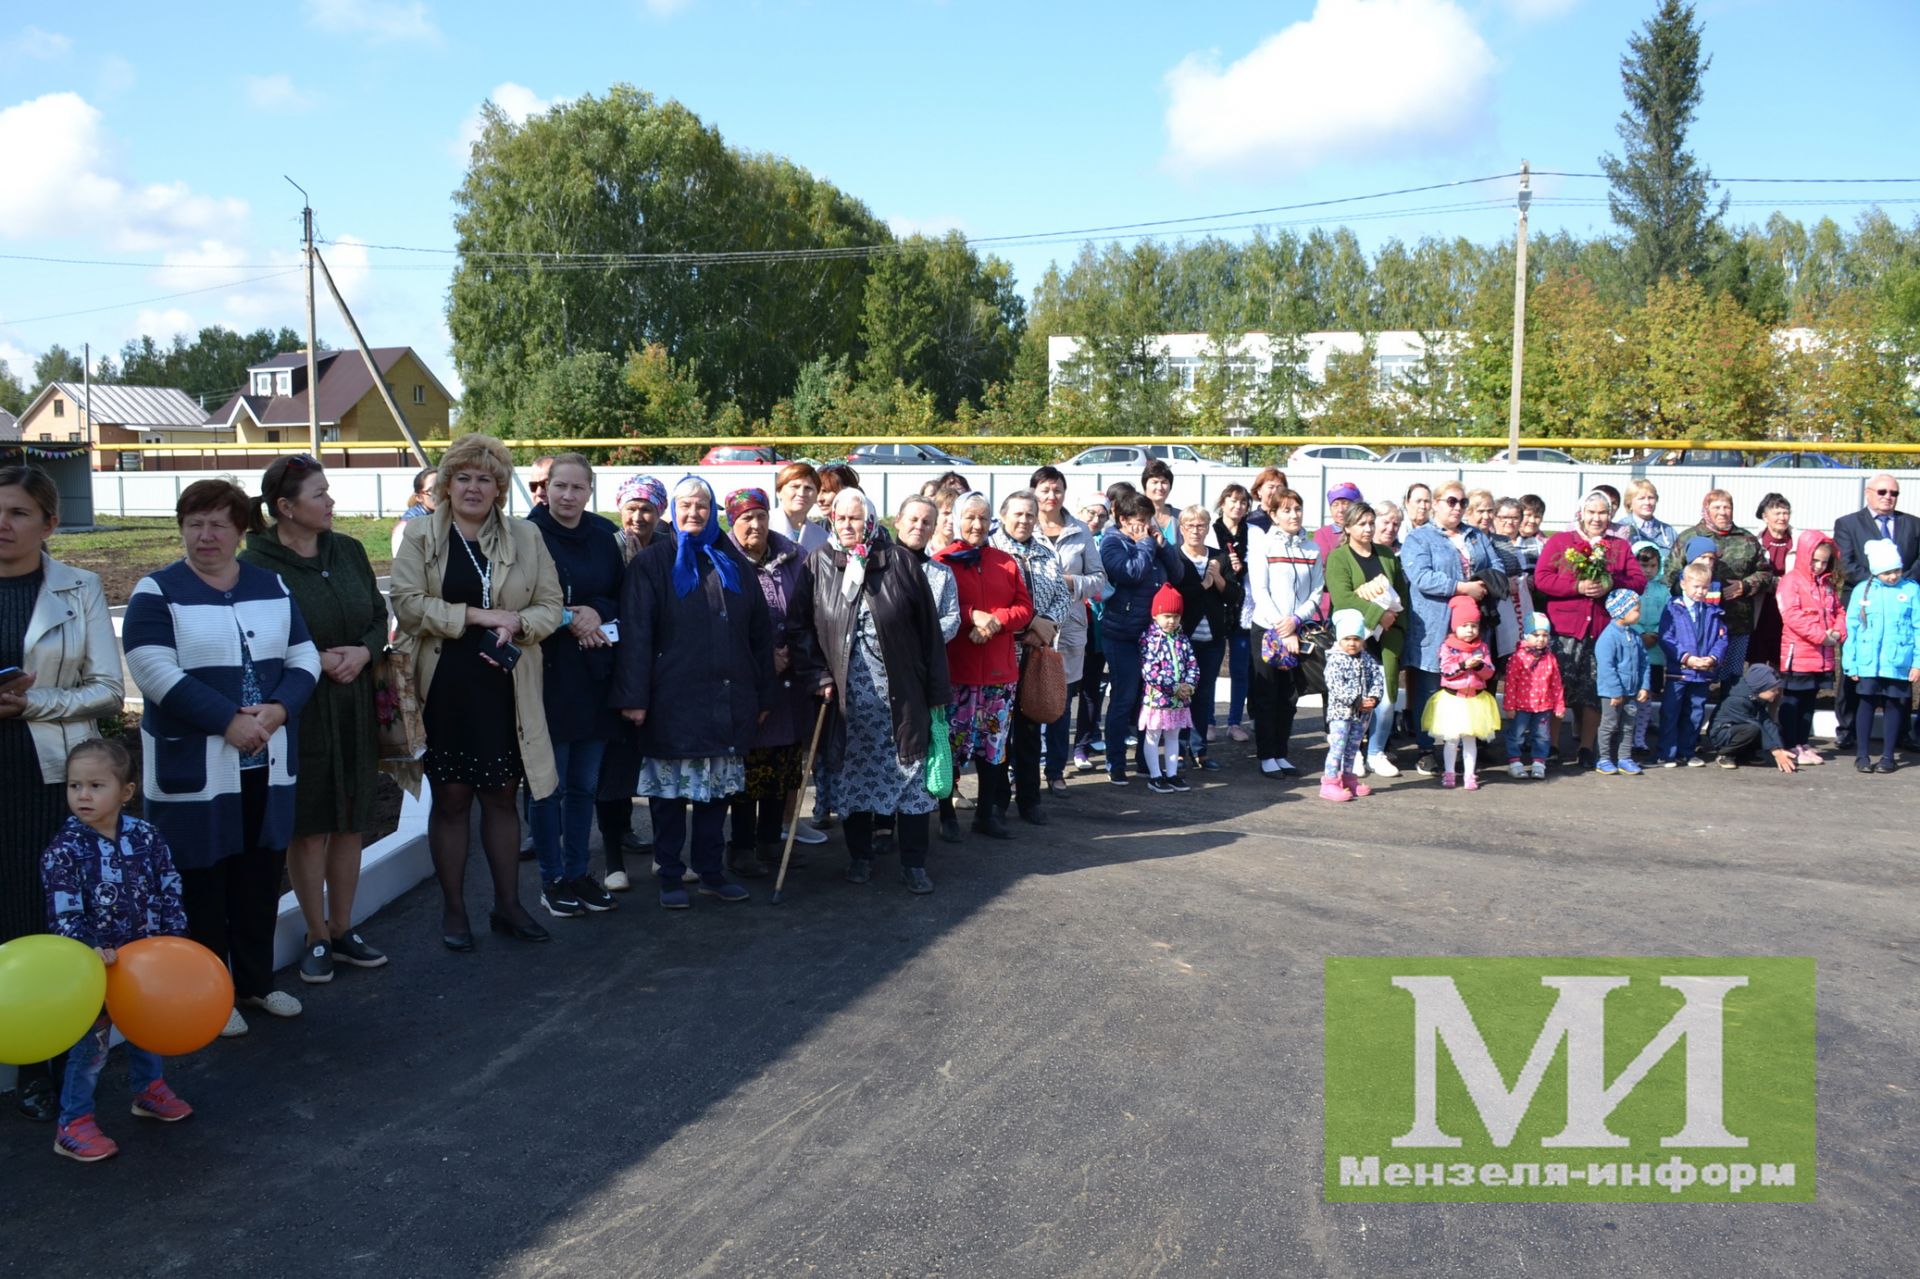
[1046,330,1453,412]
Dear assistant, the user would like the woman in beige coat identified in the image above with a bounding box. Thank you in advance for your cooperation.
[391,435,563,951]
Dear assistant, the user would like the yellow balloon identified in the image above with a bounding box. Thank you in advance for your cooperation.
[0,935,107,1066]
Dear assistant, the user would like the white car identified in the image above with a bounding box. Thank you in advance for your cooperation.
[1288,443,1382,468]
[1063,444,1228,469]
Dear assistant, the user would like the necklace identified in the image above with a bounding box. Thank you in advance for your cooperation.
[456,530,493,609]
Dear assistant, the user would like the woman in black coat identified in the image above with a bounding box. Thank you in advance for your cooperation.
[792,489,951,894]
[611,476,772,909]
[526,453,626,917]
[1173,503,1244,770]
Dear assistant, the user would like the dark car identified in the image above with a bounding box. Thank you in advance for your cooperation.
[844,442,973,466]
[1757,451,1851,470]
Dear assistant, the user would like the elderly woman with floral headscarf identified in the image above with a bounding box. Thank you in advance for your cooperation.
[722,486,811,879]
[792,488,951,892]
[597,473,670,889]
[934,491,1034,841]
[611,475,773,908]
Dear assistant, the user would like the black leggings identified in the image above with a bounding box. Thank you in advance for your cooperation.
[1854,694,1909,767]
[845,810,931,869]
[1778,685,1818,751]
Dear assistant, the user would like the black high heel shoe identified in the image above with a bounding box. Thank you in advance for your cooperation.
[489,911,550,942]
[442,930,475,952]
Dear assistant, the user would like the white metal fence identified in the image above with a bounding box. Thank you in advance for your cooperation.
[89,461,1918,537]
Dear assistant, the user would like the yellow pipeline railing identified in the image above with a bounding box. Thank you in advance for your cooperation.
[94,435,1920,456]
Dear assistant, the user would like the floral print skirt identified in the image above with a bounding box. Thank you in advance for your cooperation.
[949,682,1016,767]
[637,755,747,804]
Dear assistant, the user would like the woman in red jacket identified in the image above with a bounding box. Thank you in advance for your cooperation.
[1775,529,1845,765]
[934,491,1034,841]
[1531,491,1647,766]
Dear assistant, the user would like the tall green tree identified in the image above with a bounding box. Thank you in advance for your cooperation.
[0,361,25,415]
[1599,0,1726,295]
[32,345,84,387]
[858,233,1025,418]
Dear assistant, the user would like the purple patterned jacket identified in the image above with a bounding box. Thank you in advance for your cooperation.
[42,814,188,950]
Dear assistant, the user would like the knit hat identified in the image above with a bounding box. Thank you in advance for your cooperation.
[1631,540,1661,559]
[1685,535,1718,560]
[1741,663,1782,696]
[1448,594,1480,630]
[1327,481,1364,504]
[1151,583,1184,616]
[1605,588,1641,620]
[1332,608,1366,640]
[1526,612,1552,635]
[1866,538,1904,576]
[1076,492,1110,513]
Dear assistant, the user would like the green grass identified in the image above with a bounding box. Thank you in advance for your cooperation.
[53,516,394,605]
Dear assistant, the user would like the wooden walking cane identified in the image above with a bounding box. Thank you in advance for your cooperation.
[771,700,831,905]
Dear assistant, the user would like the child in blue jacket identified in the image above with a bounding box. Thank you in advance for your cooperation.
[1658,561,1728,766]
[1843,538,1920,773]
[1594,589,1650,775]
[42,739,194,1163]
[1629,541,1670,755]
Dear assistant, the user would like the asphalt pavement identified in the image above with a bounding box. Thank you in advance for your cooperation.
[2,731,1914,1277]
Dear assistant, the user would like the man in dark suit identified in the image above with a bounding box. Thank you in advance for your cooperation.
[1831,474,1920,750]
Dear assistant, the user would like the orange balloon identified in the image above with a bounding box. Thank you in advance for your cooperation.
[104,937,234,1056]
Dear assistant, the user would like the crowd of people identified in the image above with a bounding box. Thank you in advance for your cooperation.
[1,440,1916,1161]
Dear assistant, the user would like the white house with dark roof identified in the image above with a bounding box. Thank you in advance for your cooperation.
[15,382,227,471]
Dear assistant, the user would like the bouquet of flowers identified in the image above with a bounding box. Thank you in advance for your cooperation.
[1561,543,1613,590]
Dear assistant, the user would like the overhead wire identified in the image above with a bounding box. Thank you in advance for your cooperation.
[0,269,303,327]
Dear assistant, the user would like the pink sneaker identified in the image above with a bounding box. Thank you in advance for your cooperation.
[1796,746,1825,766]
[1441,772,1456,788]
[1342,773,1372,798]
[1463,773,1480,791]
[54,1116,118,1162]
[131,1080,193,1123]
[1318,779,1352,802]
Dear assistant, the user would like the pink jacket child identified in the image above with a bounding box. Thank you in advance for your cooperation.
[1438,633,1496,696]
[1502,641,1567,716]
[1776,529,1846,674]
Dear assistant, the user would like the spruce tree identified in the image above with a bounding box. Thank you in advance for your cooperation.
[1599,0,1726,296]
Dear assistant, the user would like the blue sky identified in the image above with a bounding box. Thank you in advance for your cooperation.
[2,0,1916,405]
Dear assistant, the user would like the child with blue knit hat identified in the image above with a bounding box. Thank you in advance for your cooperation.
[1594,588,1650,774]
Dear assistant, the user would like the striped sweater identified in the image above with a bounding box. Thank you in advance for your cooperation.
[123,560,321,870]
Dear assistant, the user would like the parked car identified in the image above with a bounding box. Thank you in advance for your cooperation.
[699,445,784,466]
[1063,443,1228,469]
[1288,443,1383,468]
[1513,447,1578,465]
[1378,447,1465,465]
[844,442,974,466]
[1756,451,1851,469]
[1644,447,1751,468]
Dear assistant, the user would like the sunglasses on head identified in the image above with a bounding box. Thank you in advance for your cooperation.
[284,453,318,472]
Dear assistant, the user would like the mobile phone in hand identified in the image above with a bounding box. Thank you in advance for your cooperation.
[488,638,522,672]
[0,666,27,689]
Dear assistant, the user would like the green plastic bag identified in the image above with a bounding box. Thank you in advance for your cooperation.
[924,706,953,796]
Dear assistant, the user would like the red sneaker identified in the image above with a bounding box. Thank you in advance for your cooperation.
[131,1080,194,1123]
[54,1116,119,1162]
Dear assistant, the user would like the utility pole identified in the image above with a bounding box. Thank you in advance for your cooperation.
[82,341,91,455]
[286,176,320,458]
[312,245,432,470]
[1507,161,1530,467]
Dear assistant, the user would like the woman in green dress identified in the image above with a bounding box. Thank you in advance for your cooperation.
[241,454,390,985]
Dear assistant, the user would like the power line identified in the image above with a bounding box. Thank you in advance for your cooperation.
[1535,171,1920,184]
[0,269,301,327]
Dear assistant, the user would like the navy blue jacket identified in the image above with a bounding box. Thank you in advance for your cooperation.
[1098,527,1188,644]
[1659,596,1729,683]
[529,506,626,744]
[610,536,773,762]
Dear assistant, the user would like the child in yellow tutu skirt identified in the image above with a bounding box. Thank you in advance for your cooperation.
[1423,594,1501,789]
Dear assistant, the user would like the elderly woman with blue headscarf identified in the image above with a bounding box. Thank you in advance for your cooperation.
[611,475,773,908]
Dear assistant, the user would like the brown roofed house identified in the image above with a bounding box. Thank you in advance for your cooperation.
[204,347,453,469]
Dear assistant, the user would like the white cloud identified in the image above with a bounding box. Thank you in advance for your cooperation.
[0,93,249,249]
[452,82,570,160]
[0,340,36,376]
[1499,0,1580,19]
[887,214,969,240]
[1163,0,1496,176]
[134,308,195,339]
[306,0,440,44]
[246,73,317,112]
[7,26,70,60]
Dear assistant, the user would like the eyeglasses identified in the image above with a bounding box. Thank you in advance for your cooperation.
[1873,488,1899,497]
[1440,496,1465,508]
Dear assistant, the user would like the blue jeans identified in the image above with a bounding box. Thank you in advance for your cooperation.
[1104,637,1145,779]
[531,738,607,884]
[1043,680,1078,780]
[1409,667,1443,752]
[1225,632,1250,727]
[1505,710,1551,762]
[62,1013,162,1125]
[1186,634,1226,756]
[1365,693,1395,759]
[1661,680,1712,761]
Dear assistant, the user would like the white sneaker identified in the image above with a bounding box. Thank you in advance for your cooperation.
[219,1008,248,1039]
[1508,761,1526,779]
[1353,753,1368,778]
[1260,758,1282,775]
[784,819,829,846]
[1529,761,1547,780]
[1366,753,1400,778]
[603,871,631,892]
[240,991,302,1018]
[1686,757,1706,768]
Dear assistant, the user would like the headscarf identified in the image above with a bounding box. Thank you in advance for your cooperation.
[831,488,879,602]
[724,487,769,528]
[937,491,992,567]
[668,475,740,598]
[618,475,666,513]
